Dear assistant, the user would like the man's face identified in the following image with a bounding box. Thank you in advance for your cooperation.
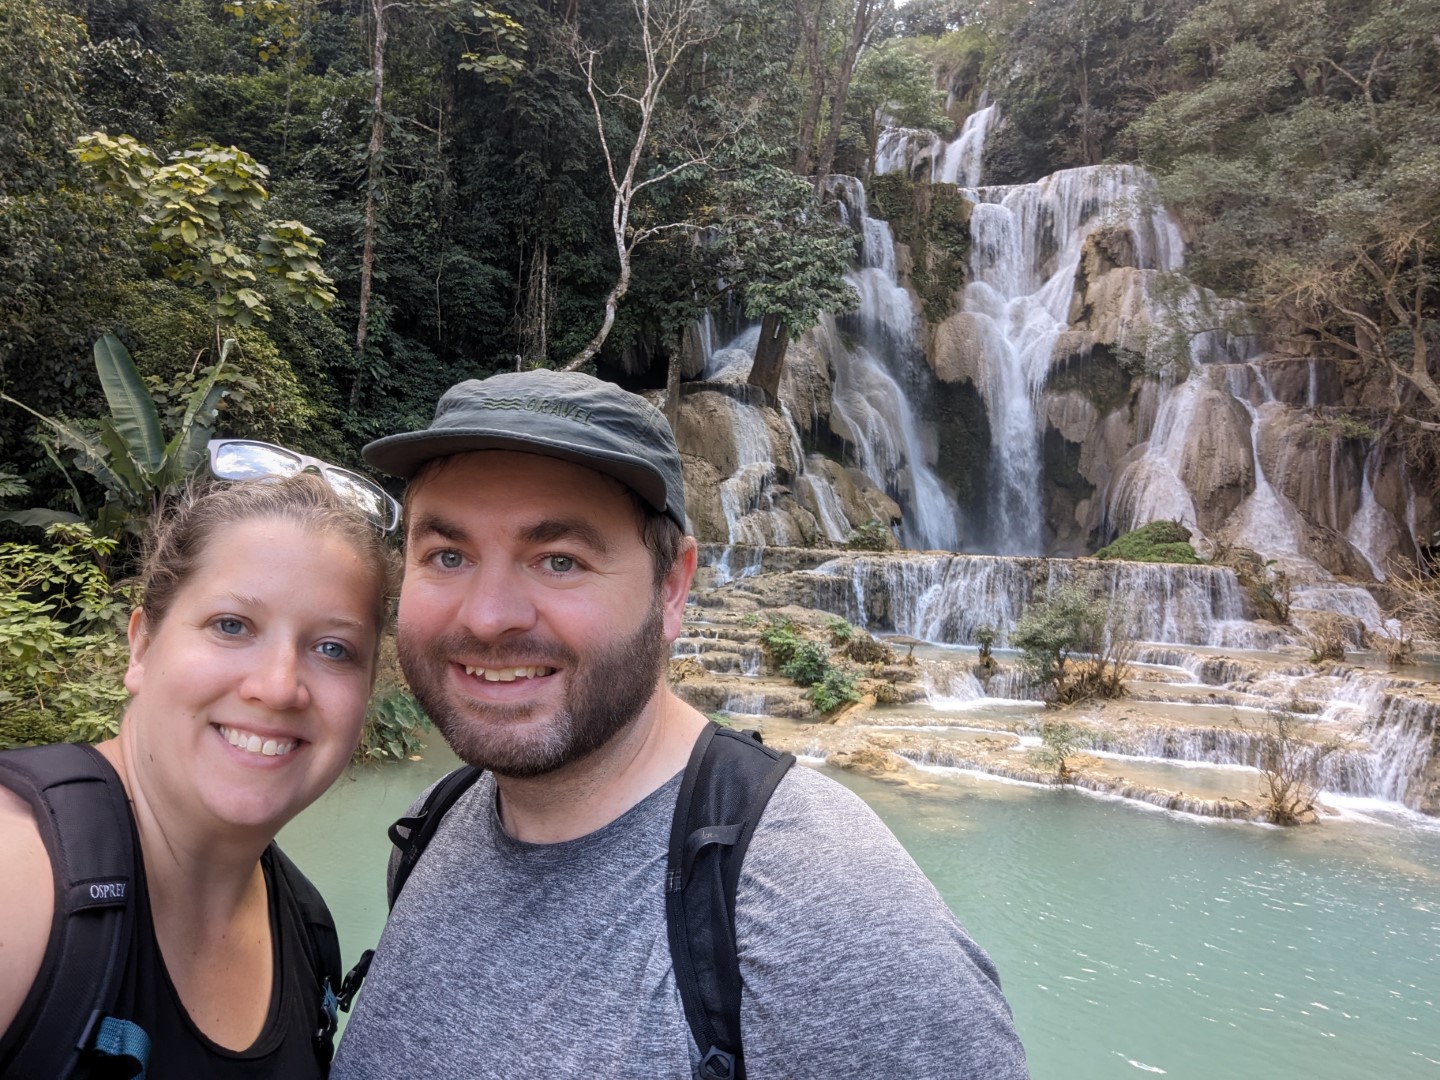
[396,450,691,777]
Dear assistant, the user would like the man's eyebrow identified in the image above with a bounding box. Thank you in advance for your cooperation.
[408,512,469,545]
[519,517,610,556]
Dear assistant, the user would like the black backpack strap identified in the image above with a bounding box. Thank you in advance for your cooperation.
[0,744,145,1080]
[666,723,795,1080]
[335,765,485,1013]
[268,843,344,1066]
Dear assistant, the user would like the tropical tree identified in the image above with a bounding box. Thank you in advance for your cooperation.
[0,335,229,536]
[1130,0,1440,437]
[72,133,337,337]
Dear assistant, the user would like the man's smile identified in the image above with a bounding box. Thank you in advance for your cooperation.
[462,665,558,682]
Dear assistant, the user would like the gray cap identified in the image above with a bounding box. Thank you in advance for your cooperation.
[362,370,687,530]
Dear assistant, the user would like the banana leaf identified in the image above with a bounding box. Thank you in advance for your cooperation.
[93,334,165,476]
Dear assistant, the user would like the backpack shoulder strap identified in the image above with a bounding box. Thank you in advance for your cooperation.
[665,723,795,1080]
[268,843,344,1065]
[335,764,485,1013]
[384,765,486,909]
[0,743,144,1080]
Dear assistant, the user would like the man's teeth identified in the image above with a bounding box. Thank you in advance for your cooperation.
[219,725,298,757]
[463,665,555,682]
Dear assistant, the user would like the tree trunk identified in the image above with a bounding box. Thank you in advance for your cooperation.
[791,0,828,176]
[747,312,790,403]
[665,335,683,430]
[352,0,387,409]
[813,0,879,186]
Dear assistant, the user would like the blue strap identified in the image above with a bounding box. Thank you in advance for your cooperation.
[93,1016,151,1079]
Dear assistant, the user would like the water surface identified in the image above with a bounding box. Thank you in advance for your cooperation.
[282,747,1440,1078]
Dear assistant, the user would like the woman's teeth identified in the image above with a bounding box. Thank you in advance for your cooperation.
[218,725,298,757]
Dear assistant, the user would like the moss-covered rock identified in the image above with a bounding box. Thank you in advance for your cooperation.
[864,173,972,323]
[1095,520,1202,564]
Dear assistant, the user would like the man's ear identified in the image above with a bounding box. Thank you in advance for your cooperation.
[123,609,151,696]
[660,537,698,643]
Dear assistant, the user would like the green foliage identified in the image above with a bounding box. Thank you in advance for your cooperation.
[844,519,895,551]
[457,8,528,84]
[780,640,829,687]
[1130,0,1440,434]
[1,335,229,537]
[72,132,337,326]
[757,618,805,669]
[1095,520,1201,564]
[974,624,997,668]
[806,664,861,715]
[981,0,1191,182]
[758,616,861,714]
[849,39,950,168]
[713,164,859,337]
[864,173,972,322]
[1309,414,1381,442]
[354,688,431,765]
[1012,580,1131,704]
[0,0,87,195]
[0,524,130,747]
[1032,720,1086,783]
[826,617,855,644]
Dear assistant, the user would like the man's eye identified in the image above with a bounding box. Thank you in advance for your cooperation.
[435,550,464,569]
[317,641,353,662]
[544,554,576,573]
[215,616,245,636]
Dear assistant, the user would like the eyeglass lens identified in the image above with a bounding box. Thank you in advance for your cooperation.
[326,469,391,524]
[213,441,305,479]
[213,442,394,528]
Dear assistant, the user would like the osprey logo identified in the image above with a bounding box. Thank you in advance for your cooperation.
[73,878,129,909]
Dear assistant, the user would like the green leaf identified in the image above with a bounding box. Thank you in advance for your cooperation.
[0,509,85,529]
[93,334,165,474]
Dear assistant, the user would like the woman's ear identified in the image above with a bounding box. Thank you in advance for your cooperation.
[123,609,151,696]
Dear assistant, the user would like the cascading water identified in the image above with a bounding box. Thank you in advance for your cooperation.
[933,104,996,187]
[958,164,1186,553]
[874,102,997,186]
[823,176,961,550]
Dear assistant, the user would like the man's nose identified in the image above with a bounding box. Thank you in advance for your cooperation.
[453,562,539,641]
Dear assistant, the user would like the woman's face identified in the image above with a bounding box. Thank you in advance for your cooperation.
[123,516,382,836]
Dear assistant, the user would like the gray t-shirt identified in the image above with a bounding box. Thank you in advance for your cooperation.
[332,763,1029,1079]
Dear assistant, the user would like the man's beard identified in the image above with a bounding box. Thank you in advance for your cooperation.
[397,599,668,778]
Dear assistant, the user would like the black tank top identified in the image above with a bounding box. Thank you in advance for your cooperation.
[98,838,329,1079]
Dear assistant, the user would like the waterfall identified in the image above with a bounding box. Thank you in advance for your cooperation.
[712,394,784,545]
[959,165,1185,553]
[933,104,997,186]
[1346,448,1404,580]
[873,103,997,187]
[1362,695,1438,807]
[826,176,961,551]
[800,551,1276,648]
[1222,364,1307,557]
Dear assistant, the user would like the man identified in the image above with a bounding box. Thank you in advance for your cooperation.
[331,369,1029,1079]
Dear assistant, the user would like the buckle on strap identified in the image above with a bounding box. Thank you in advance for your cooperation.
[696,1046,736,1080]
[337,948,375,1013]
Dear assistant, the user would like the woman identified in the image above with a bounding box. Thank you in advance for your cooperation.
[0,450,399,1079]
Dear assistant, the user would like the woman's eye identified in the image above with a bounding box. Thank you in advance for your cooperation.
[544,554,576,574]
[215,616,245,636]
[317,641,353,662]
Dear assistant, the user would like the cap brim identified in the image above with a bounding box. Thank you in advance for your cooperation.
[363,429,671,516]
